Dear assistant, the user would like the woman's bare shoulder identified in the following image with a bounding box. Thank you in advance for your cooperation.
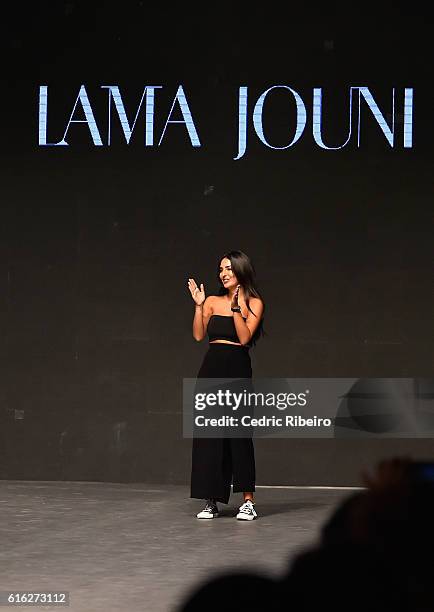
[247,296,264,315]
[207,294,226,302]
[203,295,219,308]
[206,295,228,310]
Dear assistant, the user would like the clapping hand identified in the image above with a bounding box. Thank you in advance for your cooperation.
[231,284,241,309]
[188,278,205,306]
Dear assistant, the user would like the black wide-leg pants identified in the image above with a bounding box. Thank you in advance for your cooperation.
[190,343,256,504]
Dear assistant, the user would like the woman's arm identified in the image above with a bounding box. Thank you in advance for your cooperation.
[233,295,264,346]
[192,297,213,341]
[188,278,214,341]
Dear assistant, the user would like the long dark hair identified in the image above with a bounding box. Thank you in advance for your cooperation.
[217,250,265,345]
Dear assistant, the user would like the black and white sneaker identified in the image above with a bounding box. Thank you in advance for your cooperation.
[236,500,257,520]
[196,499,219,519]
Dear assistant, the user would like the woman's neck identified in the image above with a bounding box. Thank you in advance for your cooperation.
[227,287,242,299]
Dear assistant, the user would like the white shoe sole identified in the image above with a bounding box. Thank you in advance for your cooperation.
[236,513,257,521]
[196,512,219,519]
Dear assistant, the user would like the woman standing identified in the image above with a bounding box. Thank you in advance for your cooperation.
[187,250,264,520]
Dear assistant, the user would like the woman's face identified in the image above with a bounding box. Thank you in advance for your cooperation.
[219,258,239,290]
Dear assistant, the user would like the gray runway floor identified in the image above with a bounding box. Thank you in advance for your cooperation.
[0,481,358,612]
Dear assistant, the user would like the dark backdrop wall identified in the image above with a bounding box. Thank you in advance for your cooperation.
[1,4,433,485]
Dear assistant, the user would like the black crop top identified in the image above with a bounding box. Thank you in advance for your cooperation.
[207,314,248,345]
